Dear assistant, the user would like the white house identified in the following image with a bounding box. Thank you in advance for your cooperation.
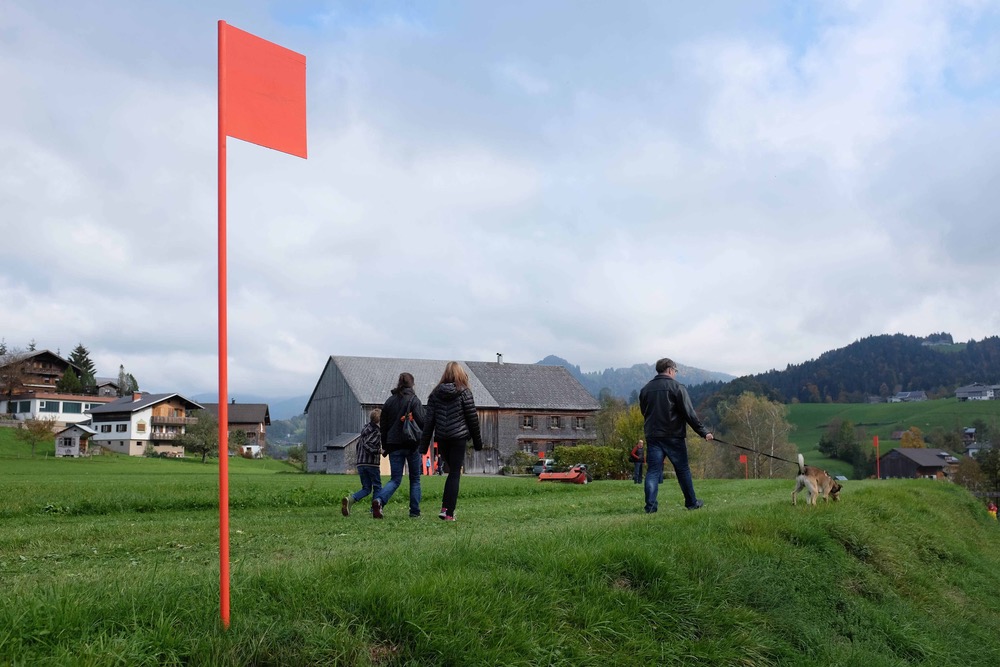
[87,392,204,457]
[0,392,118,425]
[54,423,98,457]
[955,383,997,401]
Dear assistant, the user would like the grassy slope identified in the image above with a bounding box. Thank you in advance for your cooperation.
[786,399,1000,478]
[2,457,1000,665]
[0,422,53,458]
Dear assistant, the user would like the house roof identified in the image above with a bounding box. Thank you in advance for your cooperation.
[305,356,600,413]
[2,349,82,373]
[466,361,599,410]
[87,392,204,414]
[310,356,500,409]
[892,391,927,400]
[56,423,98,436]
[200,402,271,425]
[882,448,957,468]
[324,432,361,449]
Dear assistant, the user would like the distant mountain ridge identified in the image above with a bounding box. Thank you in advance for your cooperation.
[254,356,734,421]
[536,355,735,400]
[689,333,1000,406]
[754,334,1000,402]
[226,334,1000,424]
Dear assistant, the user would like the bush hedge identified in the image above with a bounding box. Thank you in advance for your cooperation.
[552,444,631,480]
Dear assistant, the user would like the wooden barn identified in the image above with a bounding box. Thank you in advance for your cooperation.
[879,447,960,480]
[304,356,599,474]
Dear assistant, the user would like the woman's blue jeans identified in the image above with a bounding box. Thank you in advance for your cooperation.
[375,449,421,516]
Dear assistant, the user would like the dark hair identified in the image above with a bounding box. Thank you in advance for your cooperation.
[369,408,382,424]
[396,372,414,391]
[655,358,677,374]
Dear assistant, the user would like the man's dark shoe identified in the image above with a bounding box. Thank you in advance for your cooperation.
[372,499,383,519]
[686,500,704,510]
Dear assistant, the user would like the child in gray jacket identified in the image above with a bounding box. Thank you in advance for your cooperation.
[342,409,383,516]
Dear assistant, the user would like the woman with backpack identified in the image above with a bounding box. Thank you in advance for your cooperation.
[420,361,483,521]
[371,372,425,519]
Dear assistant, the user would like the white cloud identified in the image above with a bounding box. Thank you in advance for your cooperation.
[2,0,999,401]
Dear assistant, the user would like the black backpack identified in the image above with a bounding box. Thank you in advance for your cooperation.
[399,396,422,446]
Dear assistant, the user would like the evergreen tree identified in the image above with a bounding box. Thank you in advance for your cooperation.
[56,368,83,393]
[68,343,98,394]
[116,365,139,396]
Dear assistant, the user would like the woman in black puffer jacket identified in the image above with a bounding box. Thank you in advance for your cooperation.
[420,361,482,521]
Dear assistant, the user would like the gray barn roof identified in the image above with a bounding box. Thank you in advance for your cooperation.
[306,356,599,412]
[325,356,500,408]
[467,361,599,410]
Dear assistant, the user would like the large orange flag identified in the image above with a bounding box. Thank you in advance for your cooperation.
[220,22,307,158]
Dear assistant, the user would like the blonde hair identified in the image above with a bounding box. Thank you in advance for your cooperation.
[369,408,382,424]
[439,361,469,391]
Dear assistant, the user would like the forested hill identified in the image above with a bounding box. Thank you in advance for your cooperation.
[690,333,1000,406]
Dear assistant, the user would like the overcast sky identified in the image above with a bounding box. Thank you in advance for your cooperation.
[2,1,998,400]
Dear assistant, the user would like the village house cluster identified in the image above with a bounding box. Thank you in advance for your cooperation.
[0,349,269,458]
[3,349,994,484]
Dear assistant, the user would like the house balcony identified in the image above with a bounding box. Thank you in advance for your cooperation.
[150,431,179,440]
[151,416,198,426]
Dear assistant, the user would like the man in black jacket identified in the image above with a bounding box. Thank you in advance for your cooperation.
[638,358,714,513]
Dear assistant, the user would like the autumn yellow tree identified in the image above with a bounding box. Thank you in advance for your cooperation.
[899,427,926,448]
[717,392,797,479]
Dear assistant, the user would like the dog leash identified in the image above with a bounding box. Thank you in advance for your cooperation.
[711,437,798,466]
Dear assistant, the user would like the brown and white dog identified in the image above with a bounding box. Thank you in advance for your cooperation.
[792,454,842,506]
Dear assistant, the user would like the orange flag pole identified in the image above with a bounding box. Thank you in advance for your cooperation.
[217,19,231,629]
[216,18,307,629]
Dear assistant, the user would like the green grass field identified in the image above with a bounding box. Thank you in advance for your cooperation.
[786,398,1000,477]
[3,443,1000,665]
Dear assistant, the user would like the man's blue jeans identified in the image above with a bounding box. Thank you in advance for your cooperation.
[375,449,421,516]
[351,466,382,502]
[644,437,697,513]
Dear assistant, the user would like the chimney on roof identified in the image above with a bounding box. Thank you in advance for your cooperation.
[497,353,503,365]
[132,392,142,401]
[231,398,236,404]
